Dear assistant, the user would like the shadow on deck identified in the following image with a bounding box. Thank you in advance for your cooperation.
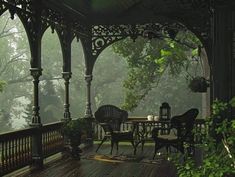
[8,144,178,177]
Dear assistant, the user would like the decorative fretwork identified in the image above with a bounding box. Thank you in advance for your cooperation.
[2,0,32,13]
[41,8,67,34]
[71,21,89,38]
[0,1,6,15]
[1,0,88,39]
[92,23,186,57]
[56,22,74,52]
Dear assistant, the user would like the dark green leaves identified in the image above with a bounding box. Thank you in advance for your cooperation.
[113,30,201,111]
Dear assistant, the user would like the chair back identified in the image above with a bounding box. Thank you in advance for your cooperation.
[94,105,128,133]
[171,108,199,142]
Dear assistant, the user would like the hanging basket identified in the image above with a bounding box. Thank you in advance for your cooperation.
[188,76,209,93]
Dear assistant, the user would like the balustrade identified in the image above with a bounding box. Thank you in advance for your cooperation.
[42,122,64,158]
[0,122,64,176]
[0,118,206,176]
[93,117,206,144]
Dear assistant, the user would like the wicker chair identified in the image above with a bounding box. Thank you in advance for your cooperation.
[94,105,136,154]
[152,108,199,159]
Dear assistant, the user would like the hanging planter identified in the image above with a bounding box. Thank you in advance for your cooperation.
[188,76,209,92]
[185,45,210,93]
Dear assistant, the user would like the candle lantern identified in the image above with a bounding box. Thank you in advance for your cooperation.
[159,102,171,120]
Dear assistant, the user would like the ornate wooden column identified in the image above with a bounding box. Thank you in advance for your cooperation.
[30,68,42,125]
[57,24,73,122]
[16,0,46,169]
[80,32,94,119]
[80,29,96,145]
[212,2,235,118]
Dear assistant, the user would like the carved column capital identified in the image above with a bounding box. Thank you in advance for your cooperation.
[62,72,72,81]
[30,68,42,79]
[85,74,93,83]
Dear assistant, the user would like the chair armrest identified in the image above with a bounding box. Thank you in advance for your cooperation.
[99,123,113,134]
[99,122,109,126]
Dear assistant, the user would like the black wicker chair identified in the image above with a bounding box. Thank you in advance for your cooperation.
[152,108,199,159]
[94,105,136,154]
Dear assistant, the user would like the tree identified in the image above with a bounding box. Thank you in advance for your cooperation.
[0,12,31,132]
[0,109,12,132]
[112,30,202,112]
[40,77,63,124]
[24,77,63,125]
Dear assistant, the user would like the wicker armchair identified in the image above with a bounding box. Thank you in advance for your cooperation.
[94,105,135,154]
[152,108,199,159]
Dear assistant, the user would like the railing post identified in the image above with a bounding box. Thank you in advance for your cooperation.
[61,72,72,153]
[84,74,94,145]
[84,74,93,118]
[30,68,43,169]
[62,72,72,121]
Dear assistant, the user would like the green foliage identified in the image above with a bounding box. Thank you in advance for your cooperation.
[131,69,202,116]
[0,12,31,132]
[22,100,32,126]
[92,46,128,110]
[0,10,204,134]
[0,81,6,92]
[113,31,201,111]
[0,109,12,132]
[175,97,235,177]
[23,75,63,125]
[63,118,88,138]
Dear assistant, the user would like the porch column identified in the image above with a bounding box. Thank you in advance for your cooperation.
[18,0,45,168]
[62,72,72,121]
[30,68,42,125]
[80,34,94,119]
[212,4,235,118]
[57,24,73,122]
[30,68,43,168]
[80,33,96,145]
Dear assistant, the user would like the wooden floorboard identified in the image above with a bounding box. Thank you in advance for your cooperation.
[11,144,178,177]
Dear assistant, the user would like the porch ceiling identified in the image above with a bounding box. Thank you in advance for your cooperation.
[43,0,210,25]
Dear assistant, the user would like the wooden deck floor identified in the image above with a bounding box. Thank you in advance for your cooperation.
[10,144,178,177]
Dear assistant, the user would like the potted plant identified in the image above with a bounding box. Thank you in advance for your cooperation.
[174,97,235,177]
[63,118,88,159]
[188,76,209,92]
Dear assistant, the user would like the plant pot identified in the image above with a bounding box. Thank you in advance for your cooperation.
[69,135,82,159]
[188,77,209,93]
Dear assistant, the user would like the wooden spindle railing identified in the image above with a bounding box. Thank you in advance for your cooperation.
[42,122,64,158]
[0,121,64,176]
[0,127,34,176]
[0,117,206,176]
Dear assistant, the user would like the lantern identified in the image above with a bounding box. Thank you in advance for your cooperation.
[159,102,171,120]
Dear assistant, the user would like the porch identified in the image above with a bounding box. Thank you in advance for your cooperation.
[7,144,178,177]
[0,0,235,176]
[0,118,205,176]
